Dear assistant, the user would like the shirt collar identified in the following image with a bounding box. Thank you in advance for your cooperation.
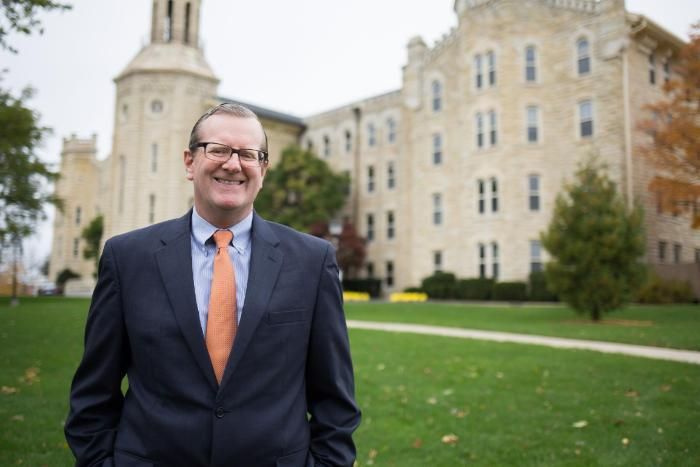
[191,207,253,255]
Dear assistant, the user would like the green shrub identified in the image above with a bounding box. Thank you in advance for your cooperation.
[454,278,495,300]
[636,275,695,304]
[420,272,458,299]
[528,271,558,302]
[343,278,382,298]
[492,282,528,301]
[403,286,424,293]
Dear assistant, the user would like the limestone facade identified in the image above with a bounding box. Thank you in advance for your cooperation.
[50,0,700,293]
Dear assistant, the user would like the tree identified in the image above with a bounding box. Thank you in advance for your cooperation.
[637,22,700,228]
[0,87,60,247]
[81,214,103,278]
[0,0,71,53]
[255,145,350,232]
[55,267,79,291]
[0,0,69,304]
[335,221,366,279]
[540,158,646,321]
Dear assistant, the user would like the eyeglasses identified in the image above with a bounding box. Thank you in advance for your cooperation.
[192,142,268,167]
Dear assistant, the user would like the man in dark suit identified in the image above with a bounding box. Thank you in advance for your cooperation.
[65,103,361,467]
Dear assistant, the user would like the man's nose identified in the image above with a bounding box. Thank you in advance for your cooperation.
[222,153,242,171]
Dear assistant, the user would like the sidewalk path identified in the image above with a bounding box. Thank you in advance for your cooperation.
[347,320,700,365]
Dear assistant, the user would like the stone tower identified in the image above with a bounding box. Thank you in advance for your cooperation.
[103,0,219,240]
[48,135,102,289]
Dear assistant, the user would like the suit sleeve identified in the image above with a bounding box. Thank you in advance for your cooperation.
[65,240,130,467]
[306,243,361,467]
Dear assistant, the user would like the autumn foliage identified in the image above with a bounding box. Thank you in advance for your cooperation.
[637,22,700,228]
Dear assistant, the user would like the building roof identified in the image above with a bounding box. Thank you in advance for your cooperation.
[217,96,306,128]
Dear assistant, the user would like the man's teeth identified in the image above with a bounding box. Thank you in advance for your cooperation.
[215,178,244,185]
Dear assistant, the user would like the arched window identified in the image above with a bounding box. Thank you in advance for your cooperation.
[577,38,591,75]
[431,80,442,112]
[525,45,537,82]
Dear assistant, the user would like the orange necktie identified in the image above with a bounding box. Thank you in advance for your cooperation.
[206,229,237,384]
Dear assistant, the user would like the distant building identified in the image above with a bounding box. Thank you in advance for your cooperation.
[50,0,700,295]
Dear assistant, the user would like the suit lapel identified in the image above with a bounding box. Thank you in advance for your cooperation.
[220,213,282,388]
[155,211,218,390]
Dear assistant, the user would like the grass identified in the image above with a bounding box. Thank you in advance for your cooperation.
[1,297,699,466]
[346,302,700,350]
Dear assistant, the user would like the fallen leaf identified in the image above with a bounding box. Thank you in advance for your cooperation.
[622,438,630,446]
[21,367,40,385]
[1,386,18,395]
[657,427,664,434]
[412,438,423,449]
[613,419,625,426]
[441,434,459,445]
[572,420,588,428]
[376,364,385,371]
[624,389,639,398]
[496,372,504,379]
[11,414,25,422]
[426,397,437,405]
[368,448,378,459]
[442,388,453,396]
[423,367,432,374]
[660,384,672,392]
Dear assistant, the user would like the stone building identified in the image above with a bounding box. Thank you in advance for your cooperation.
[50,0,700,294]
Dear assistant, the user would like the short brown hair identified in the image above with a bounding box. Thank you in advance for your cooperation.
[188,102,268,153]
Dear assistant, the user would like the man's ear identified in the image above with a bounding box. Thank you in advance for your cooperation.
[184,149,194,181]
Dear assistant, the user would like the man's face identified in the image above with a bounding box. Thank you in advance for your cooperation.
[184,114,267,227]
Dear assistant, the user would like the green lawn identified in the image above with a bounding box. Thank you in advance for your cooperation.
[1,297,699,466]
[346,302,700,350]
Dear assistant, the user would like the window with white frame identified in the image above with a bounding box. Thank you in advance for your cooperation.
[367,166,375,193]
[476,112,484,148]
[530,240,543,272]
[474,54,483,89]
[579,100,594,138]
[75,206,81,226]
[387,211,395,240]
[366,213,374,241]
[649,53,656,85]
[432,80,442,112]
[151,143,158,173]
[434,250,442,273]
[433,193,442,225]
[491,242,499,279]
[478,179,486,214]
[367,123,376,147]
[148,194,156,224]
[490,177,499,213]
[386,261,394,288]
[387,117,396,143]
[663,59,671,84]
[323,135,331,157]
[73,238,80,258]
[528,174,540,211]
[387,161,395,189]
[525,45,537,82]
[577,38,591,75]
[526,105,539,143]
[345,130,352,153]
[489,110,498,146]
[432,133,442,165]
[478,243,486,278]
[487,51,496,86]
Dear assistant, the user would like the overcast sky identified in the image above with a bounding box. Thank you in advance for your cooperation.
[1,0,697,273]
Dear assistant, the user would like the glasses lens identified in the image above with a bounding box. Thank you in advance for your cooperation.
[205,143,231,160]
[238,149,261,166]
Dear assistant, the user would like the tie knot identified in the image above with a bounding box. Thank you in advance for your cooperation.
[212,229,233,249]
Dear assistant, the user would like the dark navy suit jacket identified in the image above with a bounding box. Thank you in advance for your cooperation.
[65,211,360,467]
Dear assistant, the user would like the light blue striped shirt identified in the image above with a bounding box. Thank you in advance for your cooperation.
[190,208,252,336]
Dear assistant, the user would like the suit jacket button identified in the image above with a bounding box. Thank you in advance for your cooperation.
[215,407,225,418]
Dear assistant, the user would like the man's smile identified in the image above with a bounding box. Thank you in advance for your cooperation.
[214,177,245,186]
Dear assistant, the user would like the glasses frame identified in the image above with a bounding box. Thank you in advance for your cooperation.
[191,142,268,166]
